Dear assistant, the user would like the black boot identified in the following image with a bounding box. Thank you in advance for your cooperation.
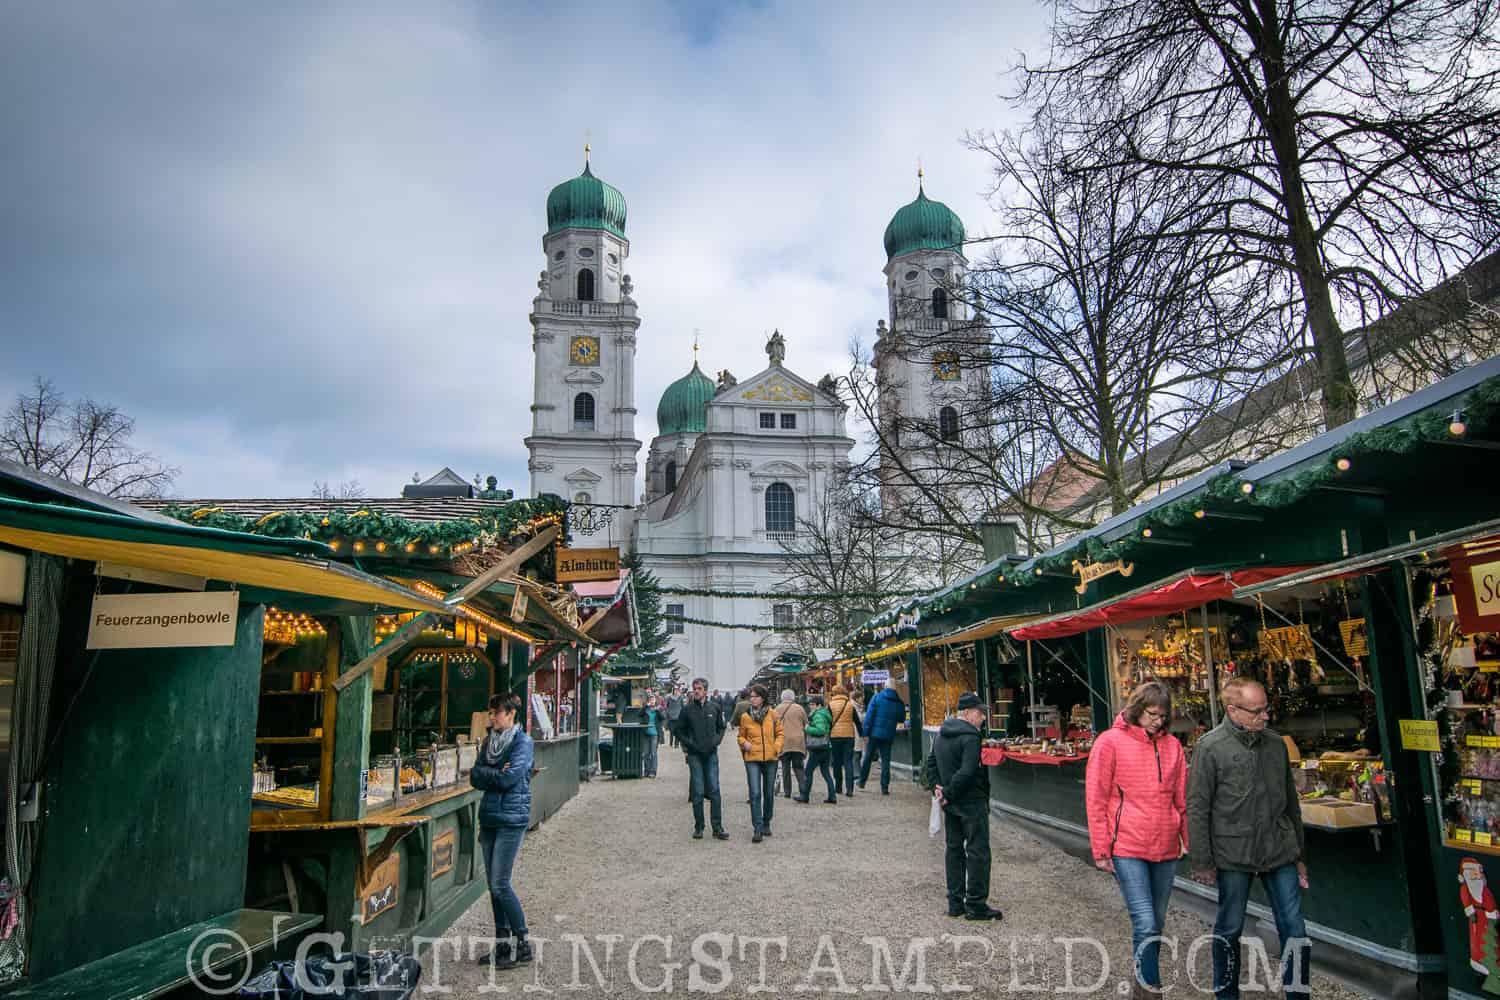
[496,937,534,969]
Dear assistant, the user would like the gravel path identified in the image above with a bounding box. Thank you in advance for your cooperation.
[425,740,1376,997]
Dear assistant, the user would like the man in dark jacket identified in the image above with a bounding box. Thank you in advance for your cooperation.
[672,677,729,840]
[926,693,1002,921]
[1188,678,1309,1000]
[859,679,906,794]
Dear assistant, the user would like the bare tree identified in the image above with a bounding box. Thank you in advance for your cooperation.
[1019,0,1500,429]
[774,480,926,649]
[1,377,177,498]
[312,479,366,501]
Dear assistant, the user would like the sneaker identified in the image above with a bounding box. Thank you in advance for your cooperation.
[712,829,730,840]
[964,906,1004,922]
[752,831,763,844]
[495,939,534,969]
[692,829,704,840]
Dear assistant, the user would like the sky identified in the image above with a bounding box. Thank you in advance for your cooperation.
[0,1,1048,501]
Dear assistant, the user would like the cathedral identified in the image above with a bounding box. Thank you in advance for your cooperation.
[524,154,974,692]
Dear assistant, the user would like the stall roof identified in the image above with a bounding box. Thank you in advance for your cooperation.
[0,496,451,614]
[920,614,1041,649]
[1009,566,1305,642]
[1232,516,1500,598]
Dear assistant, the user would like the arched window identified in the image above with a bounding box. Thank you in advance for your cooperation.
[573,392,595,430]
[574,491,591,505]
[939,406,959,442]
[932,287,948,319]
[577,267,595,301]
[664,460,678,493]
[765,482,795,536]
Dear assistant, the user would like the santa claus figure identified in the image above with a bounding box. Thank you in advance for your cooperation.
[1461,857,1500,975]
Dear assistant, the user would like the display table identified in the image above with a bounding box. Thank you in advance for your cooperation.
[984,749,1090,766]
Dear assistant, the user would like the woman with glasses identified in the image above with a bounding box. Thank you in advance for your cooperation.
[1085,680,1188,999]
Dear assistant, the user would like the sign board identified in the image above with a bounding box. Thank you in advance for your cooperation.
[862,669,890,685]
[556,546,621,584]
[1072,558,1134,594]
[431,830,456,879]
[1453,555,1500,634]
[511,588,530,623]
[359,853,400,925]
[1399,719,1441,752]
[86,591,238,649]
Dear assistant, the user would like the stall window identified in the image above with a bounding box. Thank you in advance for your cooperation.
[665,603,686,635]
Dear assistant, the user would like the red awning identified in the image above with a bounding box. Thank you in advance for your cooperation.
[1009,567,1306,642]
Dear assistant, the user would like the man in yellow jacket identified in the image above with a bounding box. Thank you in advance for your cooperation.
[738,685,784,843]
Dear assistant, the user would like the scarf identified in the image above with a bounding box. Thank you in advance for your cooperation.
[483,723,518,766]
[746,704,769,725]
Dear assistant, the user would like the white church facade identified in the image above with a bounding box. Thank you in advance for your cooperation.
[523,156,974,692]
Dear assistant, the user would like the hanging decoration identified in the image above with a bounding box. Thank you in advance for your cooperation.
[656,585,931,601]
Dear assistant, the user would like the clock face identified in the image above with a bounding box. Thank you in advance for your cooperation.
[932,352,960,381]
[570,336,600,366]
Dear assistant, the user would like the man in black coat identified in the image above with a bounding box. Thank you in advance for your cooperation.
[925,693,1002,921]
[671,677,729,841]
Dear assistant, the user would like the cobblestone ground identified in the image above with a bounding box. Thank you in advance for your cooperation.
[426,740,1375,998]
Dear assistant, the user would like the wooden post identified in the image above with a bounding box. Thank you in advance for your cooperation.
[1202,603,1220,727]
[318,619,341,823]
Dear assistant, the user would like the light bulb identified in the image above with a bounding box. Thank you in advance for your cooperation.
[1335,457,1352,472]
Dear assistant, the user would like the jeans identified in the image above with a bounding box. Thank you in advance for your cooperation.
[686,751,724,832]
[860,737,894,791]
[1212,863,1311,999]
[745,761,776,832]
[643,734,659,776]
[831,737,857,795]
[943,804,992,913]
[1112,857,1177,988]
[800,746,837,800]
[479,825,528,940]
[780,752,805,799]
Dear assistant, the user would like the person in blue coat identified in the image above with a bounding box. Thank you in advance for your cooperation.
[469,693,534,968]
[859,679,907,794]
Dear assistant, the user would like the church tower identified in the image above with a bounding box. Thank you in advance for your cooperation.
[872,173,984,507]
[525,151,642,509]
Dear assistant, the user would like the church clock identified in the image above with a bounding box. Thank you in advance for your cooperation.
[570,336,601,366]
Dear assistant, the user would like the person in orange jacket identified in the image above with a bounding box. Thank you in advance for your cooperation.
[738,684,784,842]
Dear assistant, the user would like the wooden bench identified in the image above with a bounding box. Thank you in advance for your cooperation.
[6,908,322,1000]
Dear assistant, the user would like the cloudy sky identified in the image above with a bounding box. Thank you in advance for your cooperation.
[1,1,1047,501]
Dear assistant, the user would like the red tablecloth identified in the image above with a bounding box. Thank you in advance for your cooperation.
[983,748,1090,766]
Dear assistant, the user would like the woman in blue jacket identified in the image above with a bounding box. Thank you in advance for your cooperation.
[469,693,534,968]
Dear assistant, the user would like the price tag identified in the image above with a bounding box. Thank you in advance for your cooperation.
[1469,780,1485,795]
[1456,828,1475,843]
[1480,832,1494,847]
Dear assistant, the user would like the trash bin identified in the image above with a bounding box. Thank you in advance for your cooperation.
[597,739,614,774]
[606,724,646,779]
[238,951,421,999]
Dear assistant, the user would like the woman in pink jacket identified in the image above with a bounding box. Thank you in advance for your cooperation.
[1085,680,1187,998]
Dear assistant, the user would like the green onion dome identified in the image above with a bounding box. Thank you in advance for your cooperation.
[546,162,627,238]
[656,362,716,436]
[883,183,964,259]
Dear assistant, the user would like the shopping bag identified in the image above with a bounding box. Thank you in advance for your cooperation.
[929,795,943,837]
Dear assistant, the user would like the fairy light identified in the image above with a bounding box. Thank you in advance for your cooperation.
[1335,457,1352,472]
[264,607,327,644]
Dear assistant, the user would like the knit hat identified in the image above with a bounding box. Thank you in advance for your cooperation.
[956,693,985,713]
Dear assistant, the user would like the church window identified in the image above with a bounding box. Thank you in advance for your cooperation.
[577,268,595,301]
[932,287,948,319]
[939,406,959,442]
[665,460,678,493]
[553,250,565,261]
[772,604,795,631]
[665,603,686,635]
[930,267,946,279]
[759,412,777,429]
[578,247,595,258]
[779,413,797,429]
[574,491,591,504]
[765,482,795,536]
[573,392,596,430]
[904,270,919,281]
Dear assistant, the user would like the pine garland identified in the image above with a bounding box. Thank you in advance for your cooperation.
[158,496,568,551]
[662,613,781,631]
[657,586,931,601]
[853,371,1500,638]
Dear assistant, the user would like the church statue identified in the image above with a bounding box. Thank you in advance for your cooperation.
[717,369,738,390]
[818,374,839,397]
[766,329,786,366]
[537,270,548,292]
[621,274,634,298]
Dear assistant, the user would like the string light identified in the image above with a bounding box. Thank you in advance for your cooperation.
[1450,409,1468,436]
[1334,457,1352,472]
[265,607,327,644]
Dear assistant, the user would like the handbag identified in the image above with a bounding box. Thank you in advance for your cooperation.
[806,710,831,750]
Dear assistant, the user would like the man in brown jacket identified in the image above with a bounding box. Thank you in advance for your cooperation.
[775,689,808,799]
